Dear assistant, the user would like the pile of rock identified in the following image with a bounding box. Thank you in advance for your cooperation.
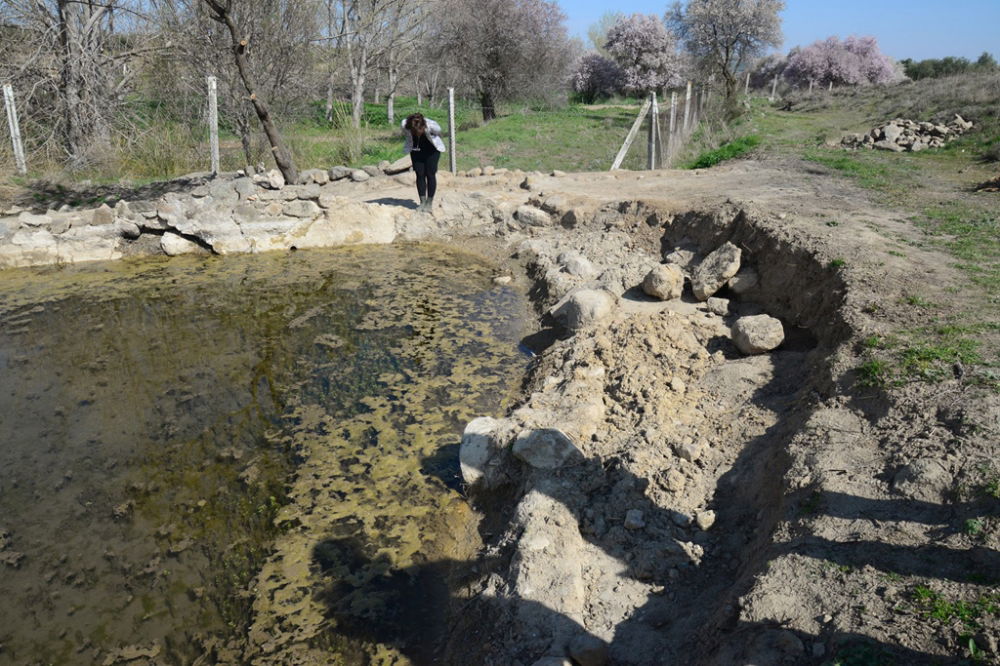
[840,114,974,153]
[639,241,785,356]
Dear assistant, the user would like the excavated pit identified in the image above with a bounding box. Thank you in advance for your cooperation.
[439,200,867,666]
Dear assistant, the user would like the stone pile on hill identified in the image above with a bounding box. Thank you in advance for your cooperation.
[841,114,974,152]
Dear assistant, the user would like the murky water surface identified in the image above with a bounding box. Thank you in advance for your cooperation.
[0,244,530,665]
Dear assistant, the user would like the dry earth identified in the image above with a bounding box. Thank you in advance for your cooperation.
[1,158,998,665]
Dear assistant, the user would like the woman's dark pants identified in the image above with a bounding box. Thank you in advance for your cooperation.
[410,149,440,199]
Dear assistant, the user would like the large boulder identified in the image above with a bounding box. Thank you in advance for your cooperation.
[732,314,785,354]
[642,264,684,301]
[691,241,741,301]
[552,289,615,332]
[459,417,505,489]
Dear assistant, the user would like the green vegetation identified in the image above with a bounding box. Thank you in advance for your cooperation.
[830,258,847,268]
[828,642,897,666]
[856,359,890,388]
[684,135,761,169]
[911,586,1000,630]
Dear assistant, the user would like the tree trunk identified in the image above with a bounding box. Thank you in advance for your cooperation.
[386,61,398,125]
[349,41,368,128]
[324,71,336,123]
[204,0,298,184]
[480,89,496,122]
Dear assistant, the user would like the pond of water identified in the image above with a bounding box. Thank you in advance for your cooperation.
[0,243,530,665]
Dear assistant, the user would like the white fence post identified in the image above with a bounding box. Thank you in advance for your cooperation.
[683,81,692,133]
[3,84,27,176]
[770,75,778,102]
[448,87,456,175]
[206,76,220,176]
[647,92,657,170]
[668,91,677,163]
[745,72,751,95]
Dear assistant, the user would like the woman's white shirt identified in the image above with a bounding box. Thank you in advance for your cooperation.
[401,118,447,153]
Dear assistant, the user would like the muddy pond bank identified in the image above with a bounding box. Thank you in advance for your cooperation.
[0,243,532,665]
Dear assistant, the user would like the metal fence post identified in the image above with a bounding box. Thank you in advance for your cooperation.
[3,84,27,175]
[207,76,220,175]
[448,87,456,174]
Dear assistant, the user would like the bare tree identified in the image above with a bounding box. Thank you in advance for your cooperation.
[151,0,317,177]
[324,0,423,128]
[436,0,576,122]
[0,0,153,165]
[668,0,784,116]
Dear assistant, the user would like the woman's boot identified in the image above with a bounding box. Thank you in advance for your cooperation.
[417,195,427,211]
[424,196,434,212]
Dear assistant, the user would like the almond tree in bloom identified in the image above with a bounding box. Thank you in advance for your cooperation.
[669,0,784,116]
[605,13,683,94]
[572,54,624,103]
[785,35,895,87]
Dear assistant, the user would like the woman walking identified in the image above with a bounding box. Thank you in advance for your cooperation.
[402,112,446,212]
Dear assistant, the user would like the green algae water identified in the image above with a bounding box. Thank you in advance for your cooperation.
[0,244,530,665]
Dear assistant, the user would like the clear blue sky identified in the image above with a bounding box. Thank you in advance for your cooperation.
[560,0,1000,61]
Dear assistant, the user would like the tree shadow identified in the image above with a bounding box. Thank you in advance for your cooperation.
[16,173,213,212]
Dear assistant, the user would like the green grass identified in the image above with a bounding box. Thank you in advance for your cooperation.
[684,135,761,169]
[911,586,1000,630]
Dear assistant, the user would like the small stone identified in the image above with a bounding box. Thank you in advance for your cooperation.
[706,297,729,316]
[624,509,645,530]
[493,275,513,286]
[664,468,686,492]
[674,440,700,462]
[328,165,351,181]
[515,205,551,227]
[558,251,596,278]
[669,377,686,393]
[282,201,321,219]
[362,165,381,178]
[552,289,615,332]
[551,170,567,177]
[695,510,716,530]
[91,204,115,226]
[160,232,203,257]
[350,169,370,183]
[642,264,684,301]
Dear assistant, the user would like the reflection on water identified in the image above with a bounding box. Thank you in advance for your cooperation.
[0,244,530,665]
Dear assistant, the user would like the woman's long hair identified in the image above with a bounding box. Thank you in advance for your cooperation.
[404,113,427,141]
